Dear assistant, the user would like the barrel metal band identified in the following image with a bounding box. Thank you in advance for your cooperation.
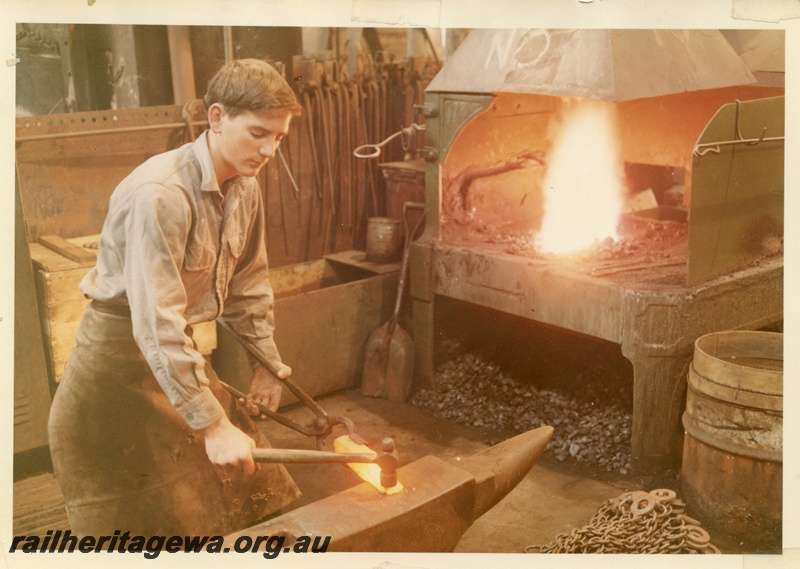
[681,413,782,463]
[688,363,782,411]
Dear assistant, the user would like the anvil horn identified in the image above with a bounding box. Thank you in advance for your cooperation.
[225,425,553,552]
[456,424,555,520]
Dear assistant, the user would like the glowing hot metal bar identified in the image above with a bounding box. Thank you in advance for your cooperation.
[333,435,403,495]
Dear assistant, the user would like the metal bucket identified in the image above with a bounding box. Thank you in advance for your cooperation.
[681,330,783,552]
[365,217,401,263]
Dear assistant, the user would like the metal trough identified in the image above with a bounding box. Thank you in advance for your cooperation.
[212,252,401,405]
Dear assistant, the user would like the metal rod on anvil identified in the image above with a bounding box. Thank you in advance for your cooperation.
[225,425,553,552]
[252,437,400,490]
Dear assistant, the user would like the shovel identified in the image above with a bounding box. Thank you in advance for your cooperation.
[361,201,425,401]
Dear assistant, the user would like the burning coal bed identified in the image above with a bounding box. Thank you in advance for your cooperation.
[410,353,633,476]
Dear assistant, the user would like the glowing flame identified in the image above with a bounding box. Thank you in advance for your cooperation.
[334,435,404,495]
[536,101,624,254]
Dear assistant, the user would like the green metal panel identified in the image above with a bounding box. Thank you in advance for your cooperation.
[420,92,492,242]
[688,96,784,284]
[427,93,493,164]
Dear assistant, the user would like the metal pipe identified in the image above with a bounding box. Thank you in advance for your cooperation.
[167,26,197,104]
[16,121,209,143]
[223,26,235,63]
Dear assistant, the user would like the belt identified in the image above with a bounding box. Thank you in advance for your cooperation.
[89,300,197,340]
[90,299,132,318]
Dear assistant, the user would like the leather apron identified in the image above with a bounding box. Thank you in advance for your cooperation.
[48,302,301,537]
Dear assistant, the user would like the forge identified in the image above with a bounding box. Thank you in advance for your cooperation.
[408,29,784,472]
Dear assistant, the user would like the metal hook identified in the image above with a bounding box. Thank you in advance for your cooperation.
[748,127,768,146]
[693,99,783,158]
[733,99,766,146]
[733,99,744,141]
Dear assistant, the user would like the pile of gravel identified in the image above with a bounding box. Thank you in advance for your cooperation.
[410,353,633,475]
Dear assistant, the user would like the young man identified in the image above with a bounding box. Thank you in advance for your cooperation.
[48,59,302,537]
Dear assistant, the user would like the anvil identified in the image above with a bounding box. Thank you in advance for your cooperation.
[225,425,553,552]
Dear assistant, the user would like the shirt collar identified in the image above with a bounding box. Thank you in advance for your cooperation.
[193,130,224,195]
[193,130,249,197]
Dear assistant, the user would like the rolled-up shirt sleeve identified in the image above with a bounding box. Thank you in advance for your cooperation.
[124,183,226,430]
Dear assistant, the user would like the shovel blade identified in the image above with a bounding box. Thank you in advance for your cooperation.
[360,322,414,401]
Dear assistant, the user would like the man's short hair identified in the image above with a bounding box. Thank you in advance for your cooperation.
[204,58,301,117]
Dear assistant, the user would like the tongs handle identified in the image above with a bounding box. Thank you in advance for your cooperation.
[251,448,377,464]
[215,318,328,419]
[218,379,321,438]
[215,319,362,449]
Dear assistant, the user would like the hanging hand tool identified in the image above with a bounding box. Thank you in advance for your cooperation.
[276,146,301,200]
[341,78,354,229]
[302,89,324,201]
[275,147,290,257]
[352,81,378,222]
[319,77,337,217]
[216,318,358,451]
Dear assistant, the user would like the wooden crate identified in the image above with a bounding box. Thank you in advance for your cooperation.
[29,235,216,385]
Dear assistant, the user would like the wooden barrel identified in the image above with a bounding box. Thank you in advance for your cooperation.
[681,330,782,552]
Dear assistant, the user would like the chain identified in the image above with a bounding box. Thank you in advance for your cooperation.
[525,488,721,554]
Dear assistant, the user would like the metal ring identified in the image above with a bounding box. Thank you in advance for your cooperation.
[353,144,382,159]
[629,492,656,517]
[650,488,677,503]
[685,526,711,548]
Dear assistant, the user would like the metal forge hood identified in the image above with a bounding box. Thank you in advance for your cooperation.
[428,29,757,101]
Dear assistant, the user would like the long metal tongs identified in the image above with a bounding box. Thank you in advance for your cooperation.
[215,318,360,450]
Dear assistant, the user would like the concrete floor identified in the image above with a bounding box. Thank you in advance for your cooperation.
[258,388,647,553]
